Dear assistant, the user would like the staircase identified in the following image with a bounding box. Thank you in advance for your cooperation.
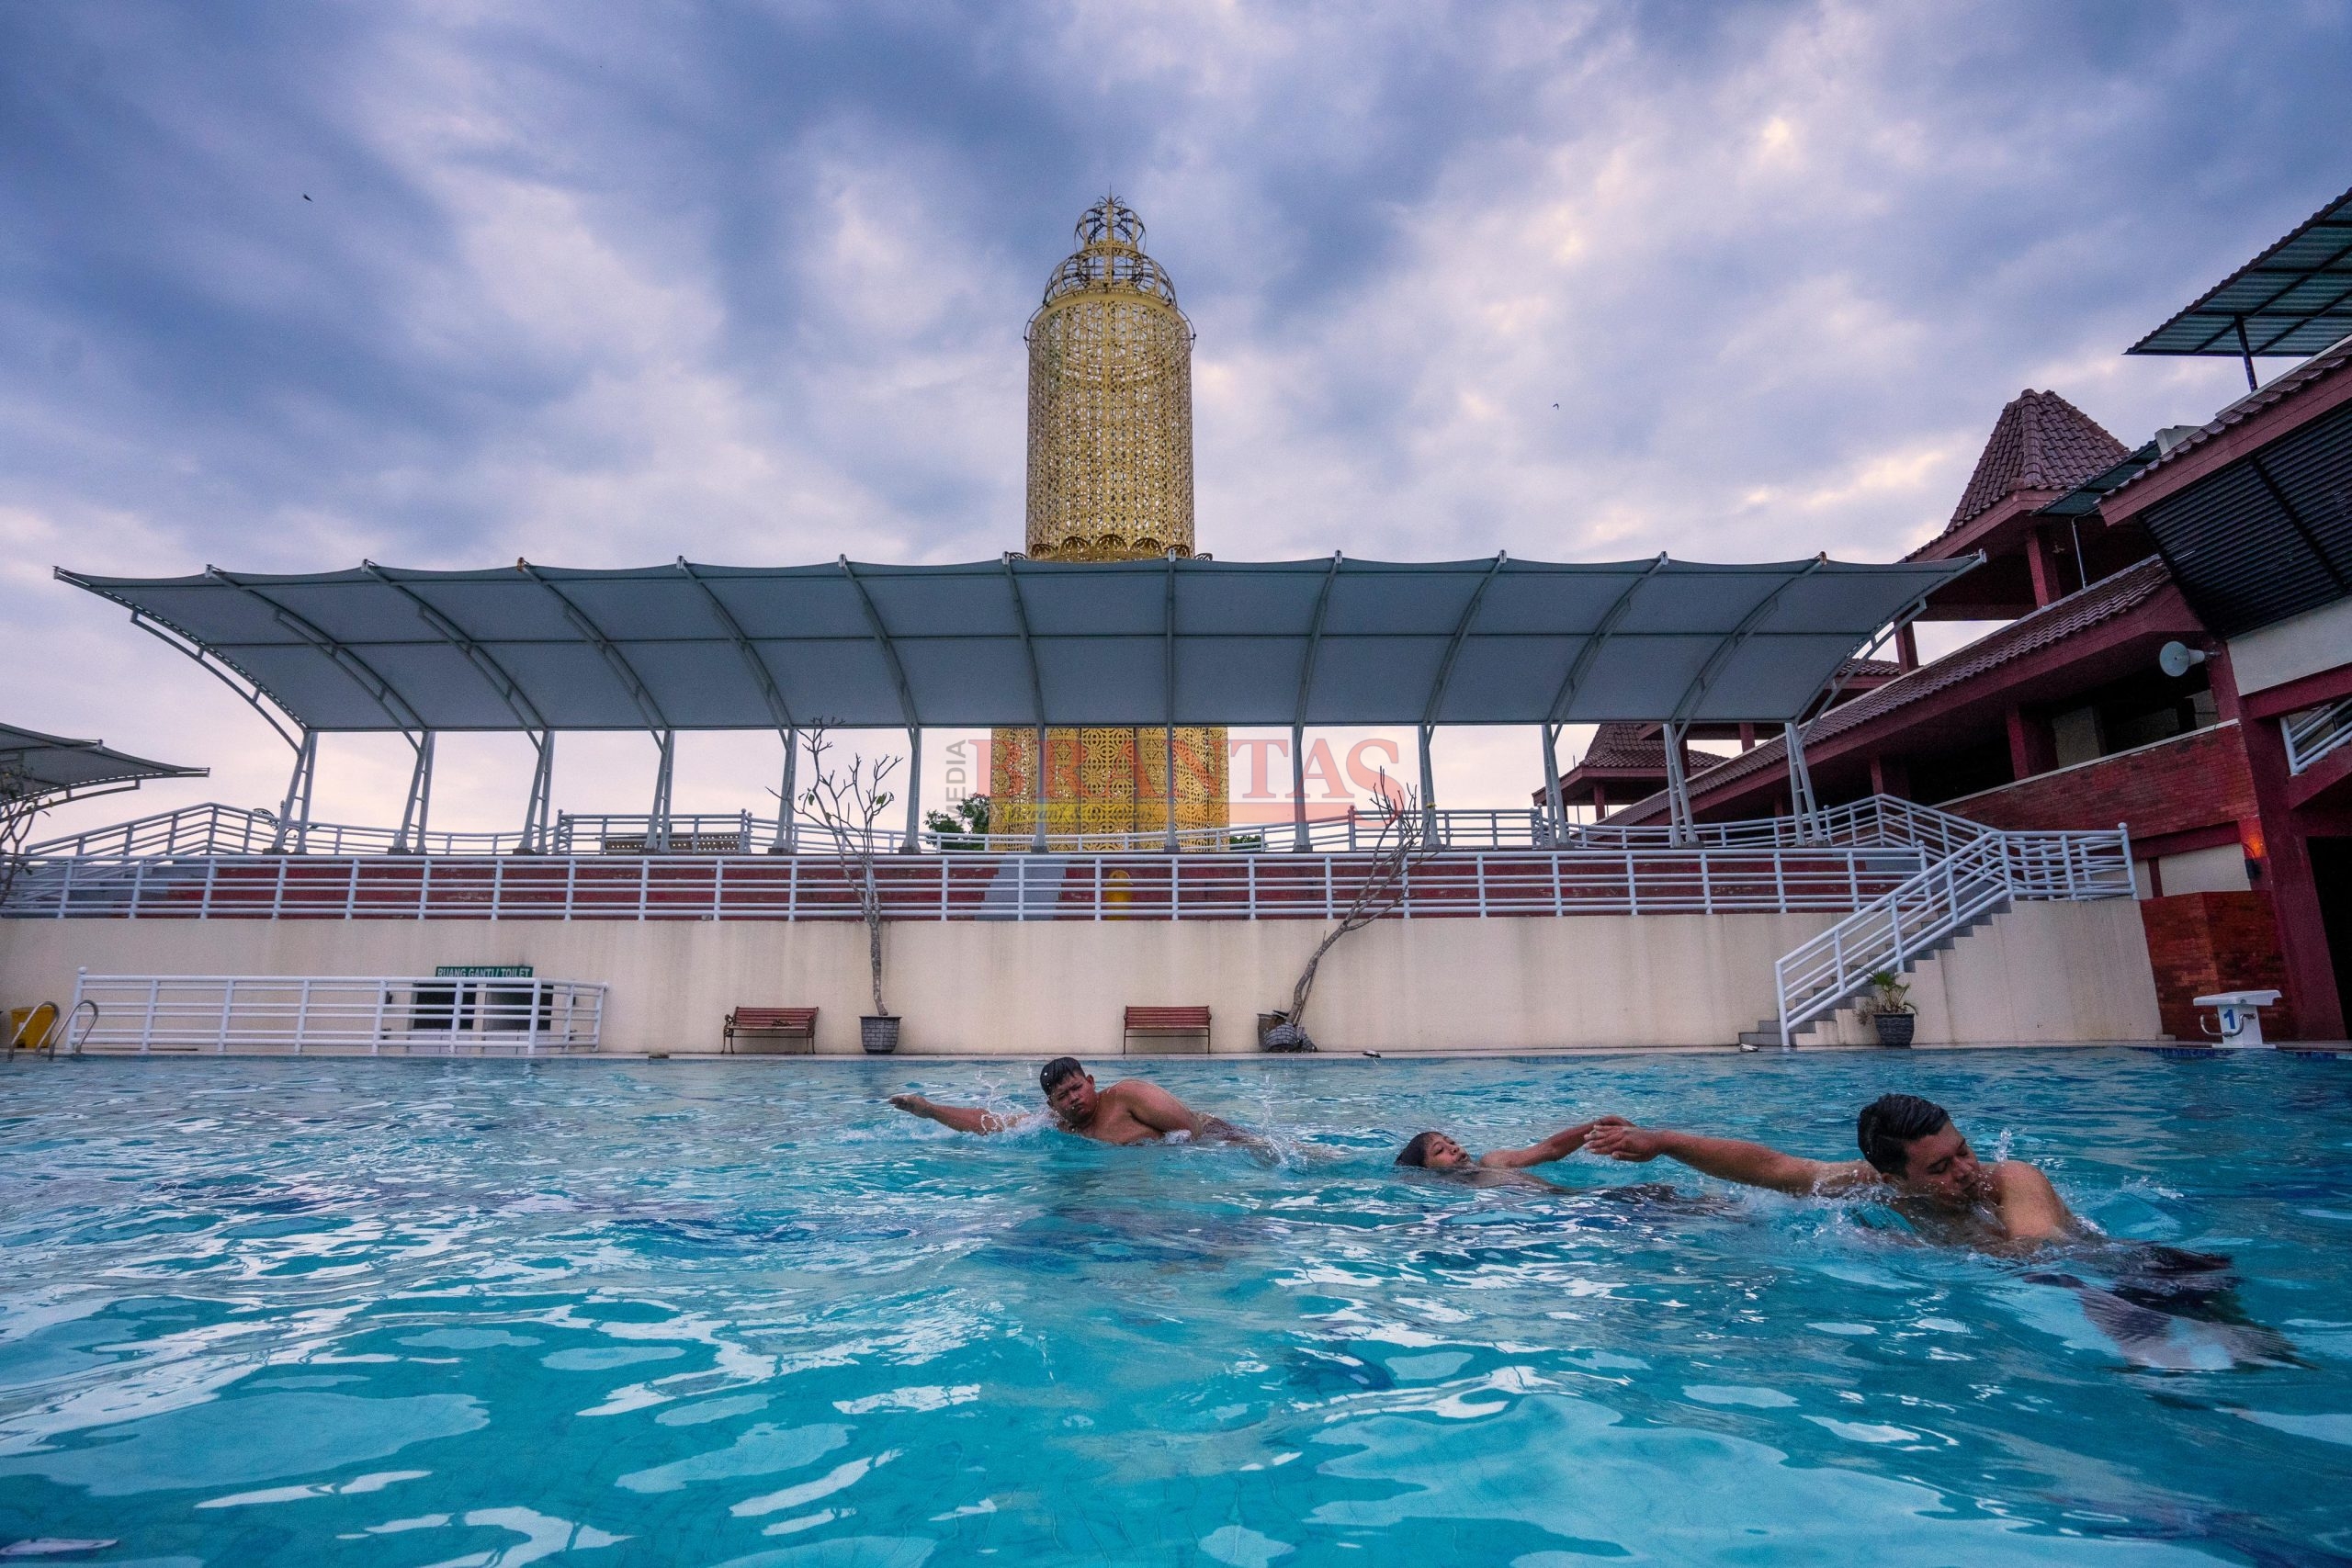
[1758,823,2134,1048]
[1738,908,2002,1048]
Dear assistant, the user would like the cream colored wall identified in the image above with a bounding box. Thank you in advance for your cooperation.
[1804,899,2162,1046]
[0,901,2163,1055]
[2226,595,2352,696]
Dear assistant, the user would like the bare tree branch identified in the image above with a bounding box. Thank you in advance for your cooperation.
[1265,772,1441,1052]
[0,761,45,911]
[778,725,901,1019]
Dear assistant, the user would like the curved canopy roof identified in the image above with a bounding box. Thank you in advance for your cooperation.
[1,722,206,803]
[58,554,1973,735]
[2129,183,2352,361]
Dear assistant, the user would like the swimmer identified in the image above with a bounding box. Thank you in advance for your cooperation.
[1584,1093,2077,1251]
[1393,1122,1598,1188]
[890,1056,1250,1147]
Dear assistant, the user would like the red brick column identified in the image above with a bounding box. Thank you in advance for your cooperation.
[2213,649,2346,1038]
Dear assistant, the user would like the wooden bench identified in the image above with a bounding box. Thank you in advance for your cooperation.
[1123,1005,1211,1056]
[723,1006,818,1055]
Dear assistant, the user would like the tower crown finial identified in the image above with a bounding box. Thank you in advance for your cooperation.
[1039,195,1178,310]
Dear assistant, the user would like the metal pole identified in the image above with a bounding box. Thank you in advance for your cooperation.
[1418,724,1438,848]
[899,726,922,852]
[1540,723,1566,846]
[1291,723,1309,852]
[649,730,674,852]
[276,730,317,853]
[2234,315,2258,393]
[395,731,435,852]
[1162,725,1179,853]
[521,731,555,852]
[1660,722,1693,846]
[1782,720,1819,843]
[774,729,797,852]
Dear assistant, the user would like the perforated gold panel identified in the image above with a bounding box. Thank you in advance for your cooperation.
[1023,197,1194,563]
[989,726,1230,847]
[990,197,1227,847]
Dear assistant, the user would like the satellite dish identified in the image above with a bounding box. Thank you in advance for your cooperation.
[2158,641,2207,679]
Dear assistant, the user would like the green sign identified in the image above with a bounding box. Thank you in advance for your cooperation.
[435,964,534,978]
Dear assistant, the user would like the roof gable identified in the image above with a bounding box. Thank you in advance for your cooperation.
[1950,389,2130,528]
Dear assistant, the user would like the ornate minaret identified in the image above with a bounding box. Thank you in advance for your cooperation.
[993,197,1228,846]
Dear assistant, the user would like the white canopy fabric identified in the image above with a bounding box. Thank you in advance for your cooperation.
[58,554,1973,735]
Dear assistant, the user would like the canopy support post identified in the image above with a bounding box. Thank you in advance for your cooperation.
[649,730,675,853]
[1541,723,1566,847]
[2234,315,2259,393]
[1291,723,1309,852]
[1418,724,1439,848]
[1162,550,1181,854]
[899,728,922,852]
[1661,722,1694,846]
[1032,725,1048,852]
[275,730,317,853]
[772,730,797,853]
[521,731,555,853]
[1783,720,1820,842]
[393,731,435,853]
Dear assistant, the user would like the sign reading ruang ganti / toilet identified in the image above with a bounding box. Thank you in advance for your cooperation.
[434,964,534,978]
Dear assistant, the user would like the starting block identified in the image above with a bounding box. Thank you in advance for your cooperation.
[2193,989,2282,1048]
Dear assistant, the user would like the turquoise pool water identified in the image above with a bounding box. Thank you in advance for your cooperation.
[2,1052,2348,1566]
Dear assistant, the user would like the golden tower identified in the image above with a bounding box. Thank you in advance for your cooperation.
[992,197,1228,846]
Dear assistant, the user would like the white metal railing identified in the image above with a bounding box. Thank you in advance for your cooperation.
[5,843,1930,924]
[1563,795,1991,856]
[1772,826,2134,1047]
[63,971,605,1055]
[2284,695,2352,776]
[30,797,1962,863]
[23,803,527,860]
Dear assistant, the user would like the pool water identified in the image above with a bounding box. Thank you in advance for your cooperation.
[3,1052,2349,1566]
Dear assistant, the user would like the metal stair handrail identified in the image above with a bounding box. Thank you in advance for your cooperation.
[1772,823,2134,1047]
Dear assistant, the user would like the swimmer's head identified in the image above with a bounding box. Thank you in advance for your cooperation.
[1858,1093,1983,1202]
[1396,1132,1471,1169]
[1040,1056,1098,1122]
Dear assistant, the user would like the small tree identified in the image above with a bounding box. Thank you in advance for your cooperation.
[924,794,990,852]
[0,761,47,911]
[1264,773,1441,1052]
[783,727,901,1019]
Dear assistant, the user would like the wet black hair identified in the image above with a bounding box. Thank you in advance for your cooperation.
[1396,1131,1442,1168]
[1856,1093,1952,1174]
[1039,1056,1087,1094]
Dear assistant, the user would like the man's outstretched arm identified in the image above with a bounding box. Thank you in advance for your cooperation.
[1480,1121,1598,1170]
[889,1093,1017,1134]
[1585,1116,1875,1195]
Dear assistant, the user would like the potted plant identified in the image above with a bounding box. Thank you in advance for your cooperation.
[1862,970,1916,1047]
[790,727,904,1054]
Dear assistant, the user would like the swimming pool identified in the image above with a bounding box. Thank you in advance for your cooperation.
[3,1052,2347,1566]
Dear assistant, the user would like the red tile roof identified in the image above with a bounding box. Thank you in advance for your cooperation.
[1611,557,2176,820]
[1573,723,1703,773]
[1942,389,2130,530]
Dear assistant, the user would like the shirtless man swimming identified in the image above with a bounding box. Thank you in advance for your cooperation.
[889,1056,1244,1146]
[1393,1123,1598,1188]
[1584,1092,2076,1250]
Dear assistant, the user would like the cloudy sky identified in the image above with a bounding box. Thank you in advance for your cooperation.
[5,1,2346,839]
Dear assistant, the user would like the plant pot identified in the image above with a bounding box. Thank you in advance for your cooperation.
[860,1015,900,1055]
[1873,1010,1917,1048]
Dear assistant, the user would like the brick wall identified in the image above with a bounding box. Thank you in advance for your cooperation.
[2136,891,2300,1041]
[1953,724,2254,838]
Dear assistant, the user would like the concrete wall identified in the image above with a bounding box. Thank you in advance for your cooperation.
[1,901,2164,1055]
[1804,898,2163,1047]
